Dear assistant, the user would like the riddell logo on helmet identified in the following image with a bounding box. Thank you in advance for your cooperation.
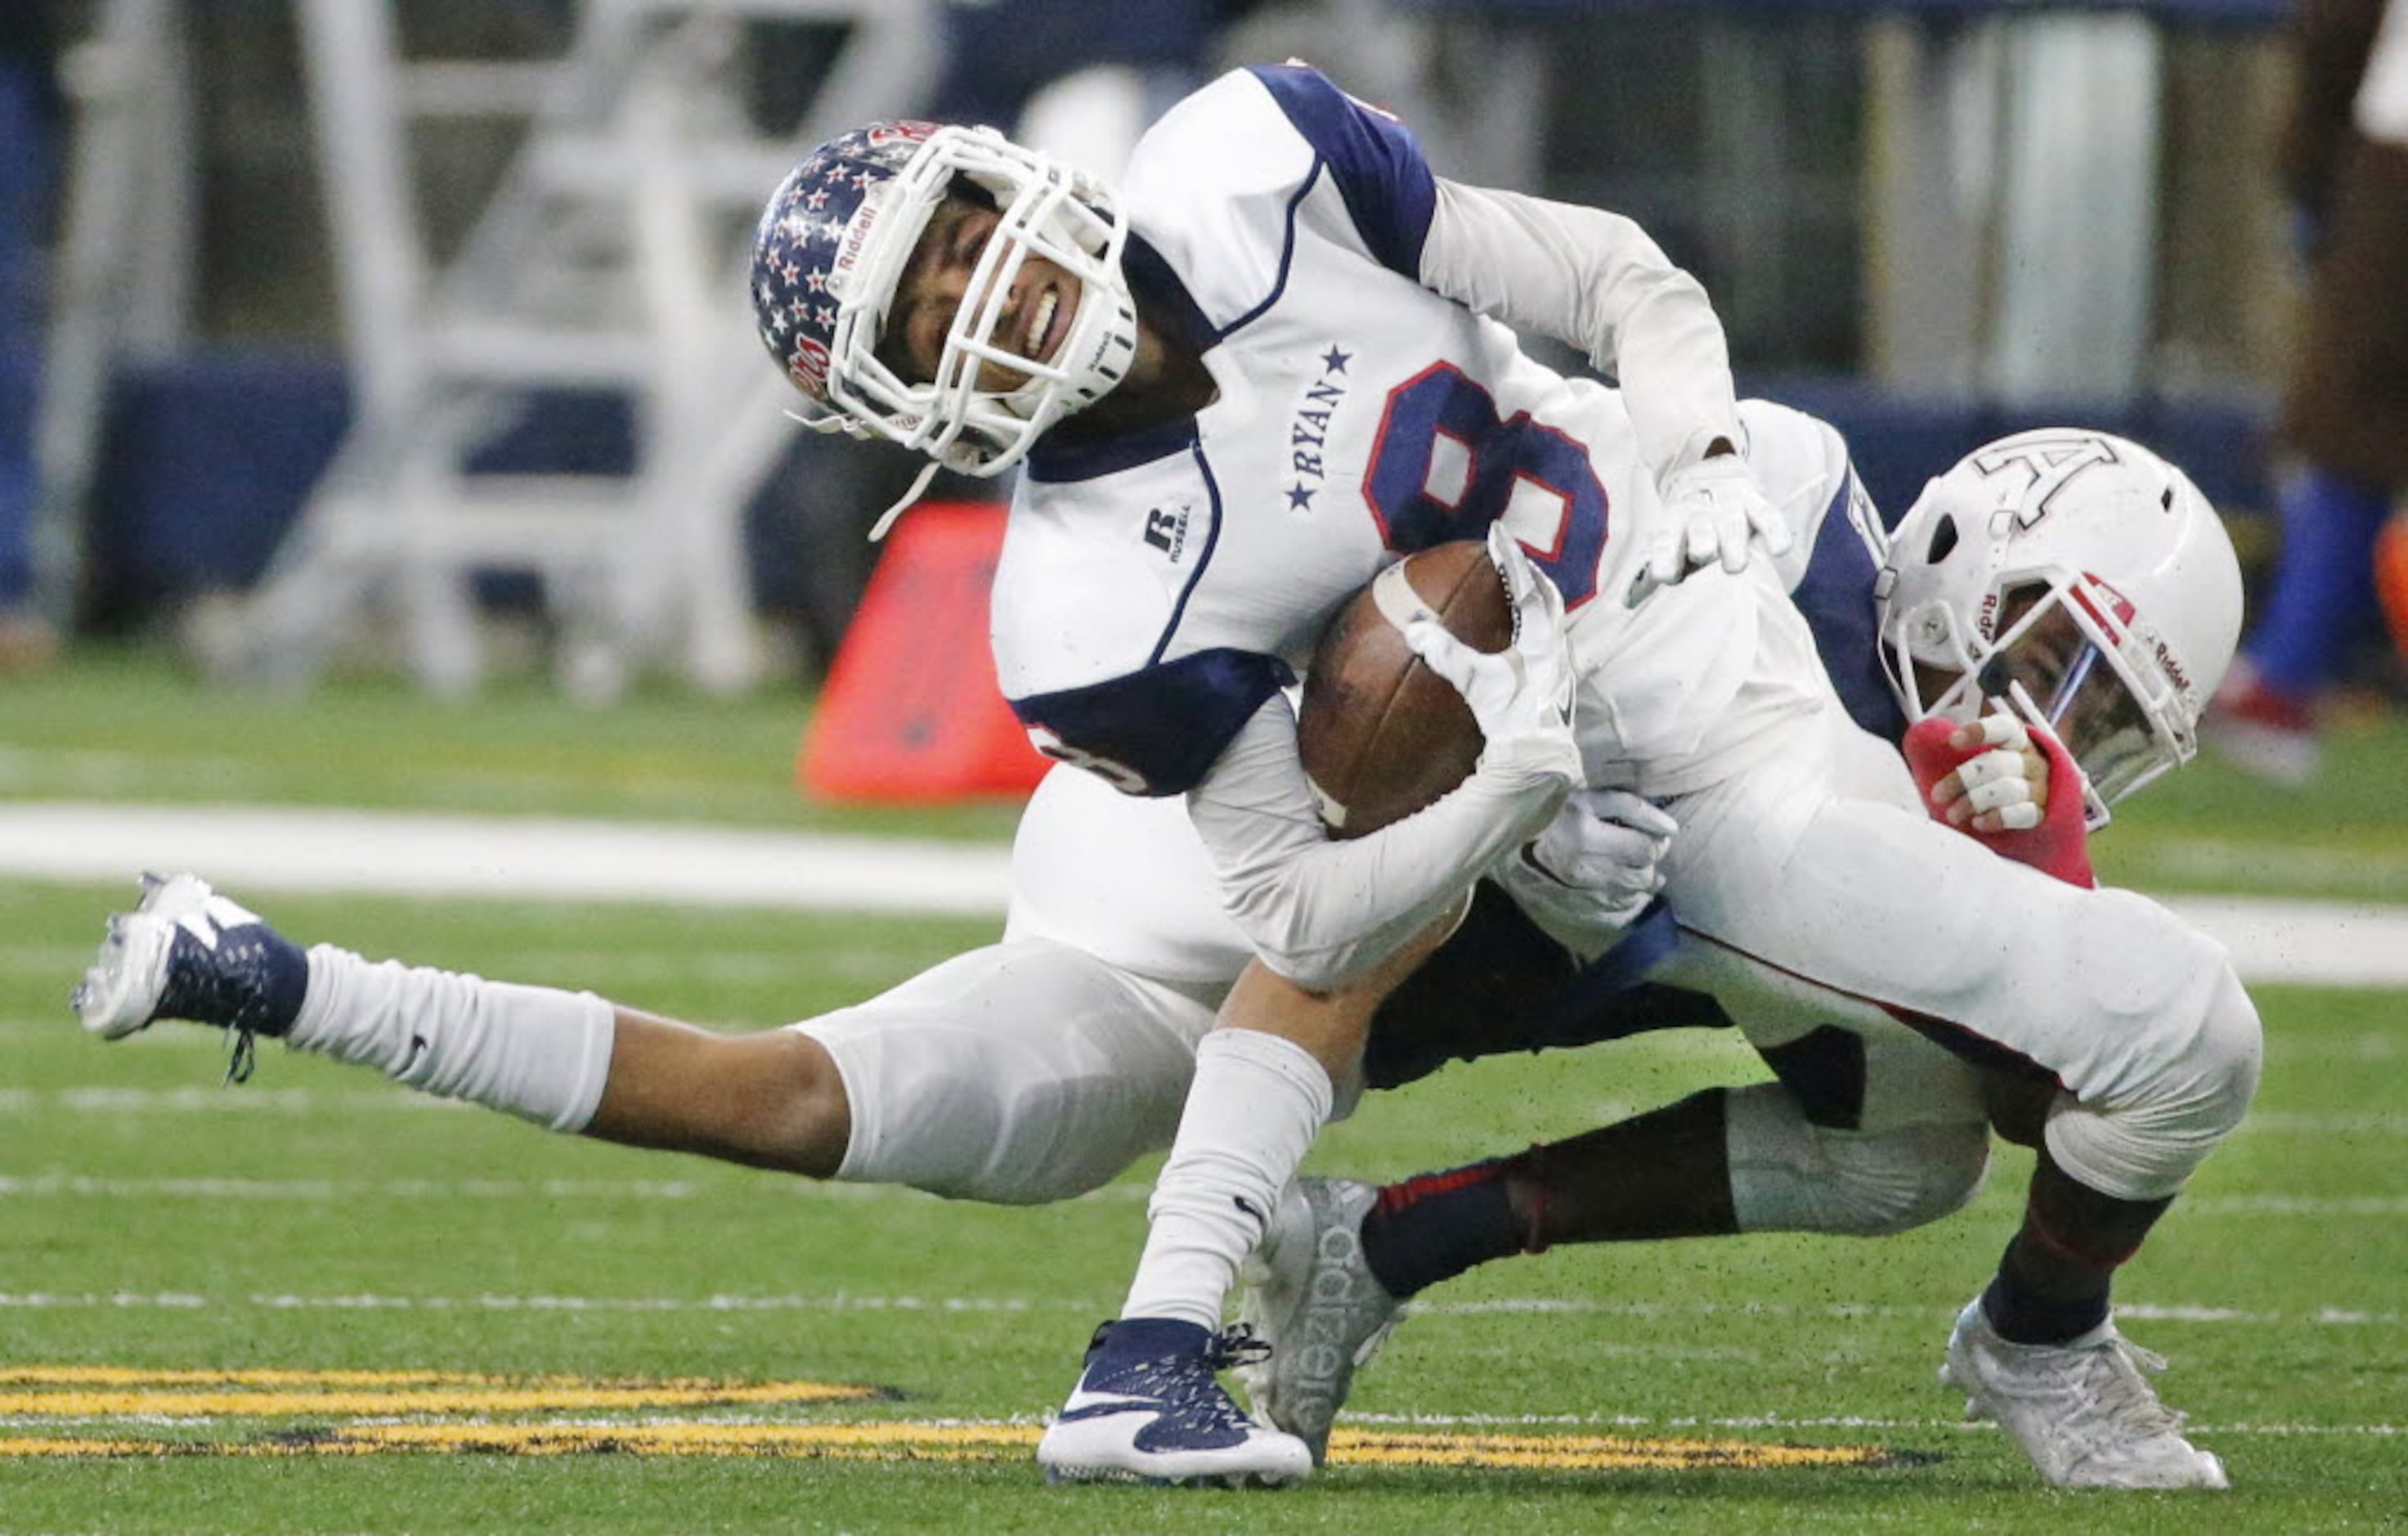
[2155,636,2191,694]
[834,200,882,280]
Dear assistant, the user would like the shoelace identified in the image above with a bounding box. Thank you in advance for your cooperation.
[224,1026,258,1086]
[2065,1337,2188,1439]
[153,925,290,1087]
[1106,1324,1273,1435]
[1205,1322,1273,1374]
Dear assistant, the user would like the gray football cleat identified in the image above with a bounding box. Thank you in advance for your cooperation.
[1234,1177,1403,1463]
[1941,1296,2229,1489]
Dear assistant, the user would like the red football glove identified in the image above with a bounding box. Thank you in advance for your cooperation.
[1902,712,2096,889]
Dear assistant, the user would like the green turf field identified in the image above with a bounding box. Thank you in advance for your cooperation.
[3,653,2404,1533]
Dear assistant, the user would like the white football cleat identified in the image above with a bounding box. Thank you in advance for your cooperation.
[1941,1297,2229,1489]
[71,874,310,1080]
[1235,1177,1402,1463]
[1036,1318,1312,1488]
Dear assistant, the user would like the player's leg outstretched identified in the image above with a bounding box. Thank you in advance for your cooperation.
[68,874,1228,1204]
[1034,1318,1313,1488]
[1232,1177,1401,1463]
[71,871,620,1133]
[72,873,309,1077]
[1941,1297,2226,1489]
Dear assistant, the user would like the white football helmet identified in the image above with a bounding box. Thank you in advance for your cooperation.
[751,121,1139,493]
[1875,429,2244,814]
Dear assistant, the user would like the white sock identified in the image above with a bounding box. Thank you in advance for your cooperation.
[286,945,616,1132]
[1120,1028,1332,1332]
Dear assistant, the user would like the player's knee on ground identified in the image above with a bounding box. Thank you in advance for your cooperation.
[2046,963,2263,1202]
[1726,1082,1989,1237]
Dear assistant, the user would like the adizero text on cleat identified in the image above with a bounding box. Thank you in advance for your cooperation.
[1235,1178,1400,1463]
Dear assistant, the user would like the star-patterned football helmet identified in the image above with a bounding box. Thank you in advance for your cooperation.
[1876,428,2244,814]
[750,121,1138,492]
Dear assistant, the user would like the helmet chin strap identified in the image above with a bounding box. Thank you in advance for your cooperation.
[867,460,944,542]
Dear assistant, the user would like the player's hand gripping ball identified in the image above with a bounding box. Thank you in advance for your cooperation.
[1297,540,1516,838]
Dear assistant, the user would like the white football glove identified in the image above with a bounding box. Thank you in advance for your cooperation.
[1634,451,1792,604]
[1402,524,1582,788]
[1495,788,1679,955]
[1929,712,2049,833]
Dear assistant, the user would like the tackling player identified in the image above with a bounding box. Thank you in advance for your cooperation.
[1238,428,2253,1492]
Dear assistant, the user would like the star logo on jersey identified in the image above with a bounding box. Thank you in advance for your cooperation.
[1285,343,1354,515]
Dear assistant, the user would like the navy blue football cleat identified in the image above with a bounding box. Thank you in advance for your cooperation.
[71,874,310,1082]
[1035,1318,1313,1488]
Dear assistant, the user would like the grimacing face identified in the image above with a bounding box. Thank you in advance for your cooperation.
[876,195,1086,393]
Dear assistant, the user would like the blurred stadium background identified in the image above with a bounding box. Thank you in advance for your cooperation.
[0,0,2356,699]
[3,5,2406,1532]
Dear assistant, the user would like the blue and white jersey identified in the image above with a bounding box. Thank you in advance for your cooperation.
[1006,468,1906,990]
[990,64,1793,799]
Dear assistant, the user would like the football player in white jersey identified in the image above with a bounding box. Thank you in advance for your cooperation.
[71,63,2259,1494]
[1235,427,2255,1484]
[742,70,2257,1490]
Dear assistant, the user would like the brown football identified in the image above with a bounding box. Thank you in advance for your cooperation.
[1298,541,1513,838]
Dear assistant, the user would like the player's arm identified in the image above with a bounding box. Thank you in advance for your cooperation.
[1419,181,1787,582]
[1188,693,1564,991]
[1228,63,1771,569]
[1418,180,1742,486]
[1009,536,1581,992]
[1189,536,1582,991]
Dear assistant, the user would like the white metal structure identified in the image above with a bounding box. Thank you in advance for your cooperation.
[234,0,937,697]
[33,0,198,626]
[1864,12,2164,404]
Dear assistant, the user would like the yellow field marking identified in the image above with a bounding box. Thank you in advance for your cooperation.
[0,1368,1906,1470]
[3,1367,663,1388]
[4,1383,872,1417]
[287,1421,1035,1460]
[0,1421,1898,1470]
[1327,1429,1892,1471]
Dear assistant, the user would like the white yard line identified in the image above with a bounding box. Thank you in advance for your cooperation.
[0,802,1012,916]
[2,800,2404,985]
[1,1291,2398,1327]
